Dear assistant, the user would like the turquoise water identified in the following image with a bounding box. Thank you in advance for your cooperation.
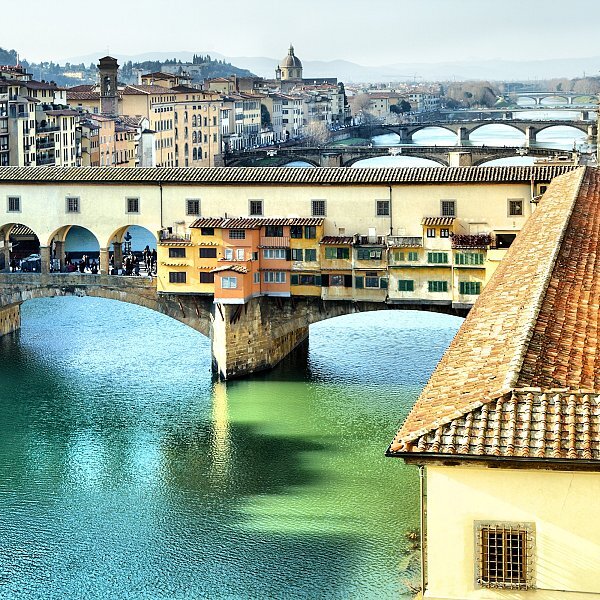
[0,297,462,599]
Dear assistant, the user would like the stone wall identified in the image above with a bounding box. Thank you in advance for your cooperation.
[0,303,21,337]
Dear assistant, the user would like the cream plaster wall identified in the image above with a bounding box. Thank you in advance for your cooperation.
[424,465,600,600]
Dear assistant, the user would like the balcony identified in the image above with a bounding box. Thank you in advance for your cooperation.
[37,125,60,133]
[37,140,54,150]
[37,156,55,166]
[450,233,492,249]
[387,236,423,248]
[159,231,191,242]
[355,235,386,246]
[260,236,290,248]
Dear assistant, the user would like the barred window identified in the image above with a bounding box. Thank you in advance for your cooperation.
[441,199,456,216]
[229,229,245,239]
[126,197,139,214]
[376,200,390,216]
[249,199,263,216]
[311,199,326,217]
[7,196,20,212]
[66,196,80,213]
[476,522,535,589]
[186,198,200,216]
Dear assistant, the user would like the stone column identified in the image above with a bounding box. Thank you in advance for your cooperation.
[2,241,10,272]
[53,240,65,271]
[320,153,342,167]
[211,296,309,380]
[99,247,110,275]
[448,151,472,167]
[113,242,123,273]
[0,303,21,336]
[39,246,51,275]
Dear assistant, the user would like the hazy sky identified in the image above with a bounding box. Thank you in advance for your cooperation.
[6,0,600,65]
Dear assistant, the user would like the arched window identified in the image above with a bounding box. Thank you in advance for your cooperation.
[192,148,197,160]
[192,115,197,127]
[184,111,188,123]
[197,146,202,159]
[184,143,189,156]
[192,131,197,143]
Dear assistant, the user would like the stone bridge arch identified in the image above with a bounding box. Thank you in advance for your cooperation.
[0,273,214,337]
[533,122,590,136]
[343,155,448,167]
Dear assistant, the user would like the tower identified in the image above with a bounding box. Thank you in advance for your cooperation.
[98,56,119,116]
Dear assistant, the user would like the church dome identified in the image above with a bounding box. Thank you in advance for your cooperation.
[280,45,302,69]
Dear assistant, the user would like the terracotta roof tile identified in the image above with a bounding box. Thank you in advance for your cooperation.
[421,216,456,226]
[389,166,596,462]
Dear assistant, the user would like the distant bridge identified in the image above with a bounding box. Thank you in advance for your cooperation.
[224,145,571,168]
[507,91,599,105]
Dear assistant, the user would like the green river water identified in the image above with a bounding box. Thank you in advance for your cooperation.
[0,297,461,599]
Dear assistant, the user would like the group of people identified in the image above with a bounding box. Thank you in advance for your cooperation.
[110,246,157,276]
[64,253,98,274]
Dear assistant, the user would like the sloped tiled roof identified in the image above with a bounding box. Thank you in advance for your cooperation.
[190,217,324,229]
[421,216,455,226]
[211,264,248,274]
[0,165,577,186]
[320,236,354,245]
[389,166,598,463]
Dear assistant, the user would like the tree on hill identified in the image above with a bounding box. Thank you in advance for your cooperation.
[0,47,18,65]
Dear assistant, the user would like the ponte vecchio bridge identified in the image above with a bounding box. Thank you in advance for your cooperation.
[0,164,581,378]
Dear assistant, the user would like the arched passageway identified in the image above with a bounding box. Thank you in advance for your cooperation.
[0,222,41,272]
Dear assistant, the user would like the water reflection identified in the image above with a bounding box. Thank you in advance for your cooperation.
[0,299,461,598]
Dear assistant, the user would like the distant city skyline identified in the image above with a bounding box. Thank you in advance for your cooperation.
[5,0,600,68]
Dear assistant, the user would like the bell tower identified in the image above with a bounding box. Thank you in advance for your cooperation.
[98,56,119,116]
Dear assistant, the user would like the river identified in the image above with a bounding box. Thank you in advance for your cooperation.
[0,297,462,599]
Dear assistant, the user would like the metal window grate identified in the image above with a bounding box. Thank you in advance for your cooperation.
[312,200,326,217]
[476,522,534,590]
[441,200,456,216]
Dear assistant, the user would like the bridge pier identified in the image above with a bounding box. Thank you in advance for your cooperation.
[53,241,65,271]
[40,246,51,275]
[525,126,537,147]
[1,242,10,272]
[0,302,21,337]
[457,127,469,144]
[320,153,342,168]
[211,296,309,380]
[448,151,473,167]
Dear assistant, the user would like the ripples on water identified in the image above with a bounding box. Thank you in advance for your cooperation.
[0,297,461,599]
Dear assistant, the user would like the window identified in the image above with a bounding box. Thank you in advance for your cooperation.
[376,200,390,216]
[426,228,436,238]
[224,248,233,260]
[428,252,449,264]
[456,252,484,265]
[365,276,380,288]
[263,271,286,283]
[199,247,217,258]
[66,196,79,213]
[459,281,481,295]
[264,225,283,237]
[290,225,303,239]
[222,276,237,289]
[253,272,260,284]
[428,280,448,293]
[325,247,350,260]
[229,229,245,239]
[408,251,419,261]
[264,248,286,259]
[305,249,317,262]
[249,199,263,216]
[398,280,414,292]
[476,522,534,589]
[291,248,303,261]
[304,226,316,239]
[199,272,214,283]
[508,199,524,216]
[201,227,214,236]
[186,198,200,216]
[357,248,382,260]
[329,274,346,286]
[441,200,456,216]
[291,273,321,286]
[126,197,139,214]
[169,271,186,283]
[7,196,20,212]
[169,247,186,258]
[312,199,326,216]
[236,249,245,261]
[440,228,450,238]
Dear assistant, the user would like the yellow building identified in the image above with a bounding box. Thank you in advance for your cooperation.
[387,167,600,599]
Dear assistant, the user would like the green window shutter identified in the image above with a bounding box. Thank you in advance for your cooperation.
[291,274,299,285]
[344,274,353,287]
[408,251,418,261]
[285,248,292,261]
[315,275,322,286]
[321,274,330,287]
[340,248,350,260]
[325,247,335,260]
[398,280,414,291]
[355,276,364,289]
[380,277,388,289]
[428,252,434,263]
